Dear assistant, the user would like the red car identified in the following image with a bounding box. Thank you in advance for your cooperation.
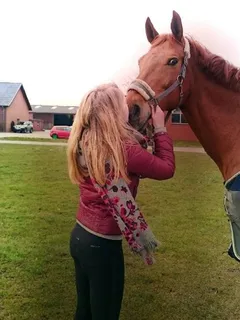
[50,126,72,139]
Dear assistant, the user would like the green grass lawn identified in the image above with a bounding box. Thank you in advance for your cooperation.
[0,137,68,143]
[1,145,239,320]
[0,136,201,148]
[173,140,201,147]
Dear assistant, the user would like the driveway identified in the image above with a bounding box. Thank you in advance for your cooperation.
[0,131,50,139]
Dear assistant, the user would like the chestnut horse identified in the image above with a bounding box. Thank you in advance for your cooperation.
[126,11,240,262]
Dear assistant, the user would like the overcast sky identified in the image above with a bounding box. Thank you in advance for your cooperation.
[1,0,239,105]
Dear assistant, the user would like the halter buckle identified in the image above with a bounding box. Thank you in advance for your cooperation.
[177,75,184,85]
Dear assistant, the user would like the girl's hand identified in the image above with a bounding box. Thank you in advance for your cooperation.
[151,105,165,128]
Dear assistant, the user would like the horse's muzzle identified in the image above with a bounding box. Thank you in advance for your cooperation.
[128,104,141,124]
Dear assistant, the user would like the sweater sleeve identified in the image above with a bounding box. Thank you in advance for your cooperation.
[126,132,175,180]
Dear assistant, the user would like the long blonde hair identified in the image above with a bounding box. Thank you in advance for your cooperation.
[67,83,141,186]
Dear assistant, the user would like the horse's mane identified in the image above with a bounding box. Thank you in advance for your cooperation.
[188,37,240,92]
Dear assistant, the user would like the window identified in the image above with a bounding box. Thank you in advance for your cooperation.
[171,108,188,124]
[63,127,71,131]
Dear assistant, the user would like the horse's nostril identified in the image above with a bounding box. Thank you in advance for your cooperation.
[131,104,140,117]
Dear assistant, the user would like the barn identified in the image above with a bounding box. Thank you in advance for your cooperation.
[30,105,78,130]
[167,108,198,142]
[0,82,32,132]
[28,103,200,141]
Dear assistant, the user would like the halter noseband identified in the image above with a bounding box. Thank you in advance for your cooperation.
[128,37,191,126]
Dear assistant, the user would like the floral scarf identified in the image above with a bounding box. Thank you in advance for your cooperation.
[91,167,159,265]
[79,133,159,265]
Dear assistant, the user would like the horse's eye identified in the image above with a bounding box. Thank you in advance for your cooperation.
[167,58,178,66]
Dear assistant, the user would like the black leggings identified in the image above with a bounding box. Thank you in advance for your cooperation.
[70,223,125,320]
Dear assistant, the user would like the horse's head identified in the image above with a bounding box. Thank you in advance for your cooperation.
[126,11,191,131]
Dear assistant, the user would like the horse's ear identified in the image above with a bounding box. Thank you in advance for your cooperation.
[145,17,159,43]
[171,10,183,42]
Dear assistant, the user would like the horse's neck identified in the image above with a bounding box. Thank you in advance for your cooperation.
[183,71,240,180]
